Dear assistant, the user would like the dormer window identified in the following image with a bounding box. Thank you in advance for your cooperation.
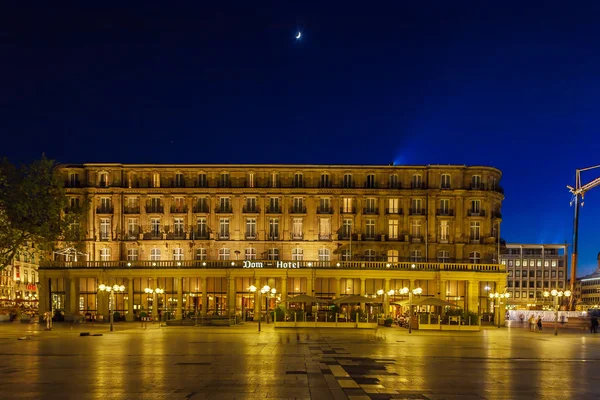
[197,173,207,188]
[388,174,399,189]
[343,174,353,188]
[98,172,109,187]
[320,173,331,188]
[69,173,80,187]
[270,172,279,188]
[441,174,451,189]
[174,173,185,188]
[219,172,230,188]
[365,174,376,189]
[471,175,482,190]
[411,174,422,189]
[152,173,160,188]
[293,173,303,188]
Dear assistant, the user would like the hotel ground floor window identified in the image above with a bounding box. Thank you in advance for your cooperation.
[206,277,227,315]
[235,277,256,319]
[340,278,361,295]
[50,278,66,313]
[315,278,336,299]
[182,277,203,315]
[445,280,466,309]
[156,277,176,316]
[287,277,307,296]
[133,277,158,317]
[79,277,98,315]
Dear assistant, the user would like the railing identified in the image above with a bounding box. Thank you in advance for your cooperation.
[266,207,282,214]
[167,231,187,240]
[242,206,260,213]
[124,229,140,240]
[190,229,210,240]
[291,233,304,240]
[245,234,257,240]
[40,259,506,272]
[436,209,454,216]
[289,207,307,214]
[124,207,140,214]
[385,208,402,215]
[339,207,356,214]
[170,206,188,213]
[317,207,333,214]
[96,206,114,214]
[319,234,332,241]
[467,209,486,217]
[409,208,426,215]
[192,204,210,213]
[362,208,379,215]
[411,182,426,189]
[215,206,233,213]
[146,205,164,213]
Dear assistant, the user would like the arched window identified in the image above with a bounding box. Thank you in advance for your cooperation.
[410,250,422,262]
[365,249,376,261]
[437,250,450,263]
[389,174,399,189]
[245,248,256,260]
[318,248,330,262]
[150,248,161,261]
[320,172,331,188]
[152,173,160,188]
[343,173,353,188]
[100,248,111,261]
[411,174,422,189]
[195,248,207,260]
[175,173,185,188]
[219,248,230,260]
[470,251,481,264]
[98,171,109,187]
[268,248,279,260]
[127,248,138,261]
[293,173,303,188]
[387,250,398,262]
[292,248,303,261]
[173,248,184,261]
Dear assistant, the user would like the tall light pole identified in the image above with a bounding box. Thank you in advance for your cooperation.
[544,289,571,336]
[399,286,422,333]
[249,285,258,331]
[377,289,384,317]
[98,283,125,332]
[489,292,510,328]
[144,287,164,322]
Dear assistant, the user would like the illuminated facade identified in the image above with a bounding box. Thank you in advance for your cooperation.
[39,163,506,321]
[0,242,40,305]
[575,253,600,309]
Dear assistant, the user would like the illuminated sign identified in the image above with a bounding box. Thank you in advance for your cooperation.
[242,261,301,269]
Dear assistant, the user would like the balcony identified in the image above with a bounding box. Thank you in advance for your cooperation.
[123,207,140,214]
[319,234,332,241]
[217,234,230,240]
[167,230,187,240]
[440,184,451,190]
[170,205,188,214]
[291,233,304,240]
[387,234,401,241]
[146,205,164,214]
[143,232,162,240]
[436,209,454,216]
[470,237,482,244]
[124,229,140,240]
[388,183,401,189]
[340,207,356,214]
[242,206,260,214]
[289,206,307,214]
[438,235,450,244]
[411,182,426,189]
[363,234,380,241]
[317,207,333,214]
[96,206,114,214]
[266,206,282,214]
[470,183,484,190]
[338,233,358,241]
[410,235,423,243]
[409,208,426,216]
[245,233,257,240]
[190,229,210,240]
[467,209,486,217]
[385,208,402,215]
[193,204,210,213]
[363,208,379,215]
[215,206,233,213]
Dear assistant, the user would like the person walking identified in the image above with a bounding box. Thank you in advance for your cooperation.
[528,315,535,332]
[537,316,543,332]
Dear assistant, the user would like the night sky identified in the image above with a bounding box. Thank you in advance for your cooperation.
[1,2,599,275]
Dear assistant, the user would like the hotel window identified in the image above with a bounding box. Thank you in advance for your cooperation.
[219,218,230,239]
[411,198,422,214]
[441,174,451,189]
[127,249,138,261]
[388,198,399,213]
[319,198,331,213]
[69,172,80,187]
[245,248,256,260]
[523,260,528,267]
[245,197,257,212]
[439,221,449,242]
[471,175,482,189]
[365,174,376,188]
[537,260,542,267]
[70,197,80,209]
[219,172,230,188]
[320,173,331,188]
[270,172,280,188]
[411,220,422,238]
[292,197,304,213]
[269,197,280,212]
[195,248,207,260]
[343,174,353,188]
[364,219,376,239]
[219,248,230,260]
[127,218,139,238]
[173,197,185,212]
[365,198,377,213]
[269,218,279,239]
[551,260,557,267]
[173,248,184,261]
[438,250,450,263]
[246,218,257,239]
[219,197,231,212]
[470,251,481,264]
[470,221,481,241]
[100,218,111,240]
[388,220,398,240]
[100,248,111,261]
[471,200,481,215]
[149,197,162,213]
[439,199,449,215]
[127,196,139,211]
[341,219,352,239]
[341,250,351,261]
[152,173,160,188]
[292,248,303,261]
[100,197,112,211]
[99,172,109,187]
[365,249,376,261]
[387,249,399,262]
[319,218,331,240]
[197,173,207,188]
[411,174,422,189]
[173,218,184,237]
[293,173,303,188]
[151,218,161,238]
[292,218,303,239]
[516,260,521,267]
[175,173,185,188]
[196,217,208,239]
[150,248,161,261]
[389,174,399,189]
[544,260,549,267]
[247,172,255,188]
[558,271,564,278]
[268,248,280,260]
[318,248,330,262]
[341,198,353,213]
[410,250,422,262]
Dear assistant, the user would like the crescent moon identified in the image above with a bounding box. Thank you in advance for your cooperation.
[296,32,301,39]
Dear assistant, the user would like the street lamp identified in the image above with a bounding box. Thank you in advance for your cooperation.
[543,289,571,335]
[98,283,125,332]
[398,286,422,333]
[144,287,165,322]
[249,285,258,331]
[489,292,510,328]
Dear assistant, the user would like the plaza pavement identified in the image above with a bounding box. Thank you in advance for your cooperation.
[0,321,598,400]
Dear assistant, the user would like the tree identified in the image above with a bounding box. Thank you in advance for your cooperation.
[0,155,86,270]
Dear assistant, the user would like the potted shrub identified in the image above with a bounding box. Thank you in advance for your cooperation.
[113,311,121,321]
[384,318,394,327]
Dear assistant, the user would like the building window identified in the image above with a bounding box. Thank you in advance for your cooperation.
[219,248,230,260]
[99,172,109,187]
[244,197,256,213]
[319,218,331,240]
[100,248,111,261]
[152,173,160,188]
[318,248,330,262]
[320,173,331,188]
[411,220,422,239]
[100,218,111,240]
[151,218,161,238]
[410,250,422,262]
[195,217,208,239]
[269,197,280,213]
[69,172,80,187]
[245,248,257,260]
[268,248,280,260]
[441,174,451,189]
[388,198,399,213]
[127,218,139,238]
[173,248,184,261]
[292,248,303,261]
[197,173,207,188]
[219,172,230,188]
[387,250,399,262]
[365,249,376,261]
[292,197,304,213]
[341,219,352,239]
[440,221,449,242]
[319,198,331,213]
[341,249,351,261]
[195,248,207,260]
[365,198,377,213]
[173,197,186,213]
[388,220,398,240]
[175,173,185,188]
[292,218,303,240]
[219,197,231,213]
[173,218,184,237]
[365,174,376,188]
[343,174,353,188]
[269,218,279,240]
[389,174,399,189]
[411,174,422,189]
[247,172,255,188]
[438,250,450,262]
[471,175,482,189]
[470,221,481,242]
[150,248,161,261]
[219,218,230,239]
[246,218,257,239]
[341,198,353,213]
[411,198,422,214]
[470,251,481,264]
[365,219,375,239]
[470,200,481,215]
[293,173,303,188]
[270,172,279,188]
[127,249,138,261]
[439,199,449,215]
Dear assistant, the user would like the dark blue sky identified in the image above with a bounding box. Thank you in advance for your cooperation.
[1,2,599,275]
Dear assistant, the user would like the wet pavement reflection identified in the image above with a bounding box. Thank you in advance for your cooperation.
[0,323,599,399]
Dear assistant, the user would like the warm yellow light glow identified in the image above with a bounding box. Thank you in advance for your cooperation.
[98,284,106,291]
[388,289,395,296]
[551,289,558,297]
[489,293,495,299]
[564,290,572,297]
[248,285,257,293]
[543,291,550,297]
[377,289,384,295]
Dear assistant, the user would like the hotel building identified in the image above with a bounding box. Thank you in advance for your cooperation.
[0,242,40,306]
[500,243,569,309]
[39,163,506,321]
[575,253,600,310]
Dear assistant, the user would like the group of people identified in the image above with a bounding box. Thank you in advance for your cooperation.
[528,315,543,332]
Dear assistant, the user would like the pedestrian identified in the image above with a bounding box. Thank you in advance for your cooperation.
[592,317,598,334]
[528,315,535,332]
[537,316,543,332]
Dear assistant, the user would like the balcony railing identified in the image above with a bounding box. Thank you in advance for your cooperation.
[291,233,304,240]
[193,204,210,213]
[218,234,230,240]
[96,206,114,214]
[363,234,381,241]
[317,207,333,214]
[245,233,257,240]
[242,206,260,213]
[289,207,307,214]
[340,207,356,214]
[363,208,379,215]
[385,208,402,215]
[266,206,282,214]
[190,229,210,240]
[410,235,423,243]
[170,206,188,214]
[467,209,486,217]
[124,229,140,240]
[411,182,426,189]
[319,234,332,241]
[146,205,164,213]
[143,232,163,240]
[40,259,506,273]
[409,208,426,216]
[215,206,233,213]
[124,207,140,214]
[436,209,454,216]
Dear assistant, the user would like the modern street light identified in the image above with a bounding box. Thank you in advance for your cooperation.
[543,289,572,336]
[489,292,510,328]
[144,287,164,322]
[399,286,422,333]
[98,283,125,332]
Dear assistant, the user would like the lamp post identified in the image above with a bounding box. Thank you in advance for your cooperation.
[489,292,510,328]
[249,285,258,331]
[144,287,164,322]
[387,289,395,318]
[262,285,275,324]
[98,283,125,332]
[399,286,422,333]
[377,289,384,317]
[543,289,571,336]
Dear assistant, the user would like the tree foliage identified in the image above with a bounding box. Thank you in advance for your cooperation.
[0,155,86,270]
